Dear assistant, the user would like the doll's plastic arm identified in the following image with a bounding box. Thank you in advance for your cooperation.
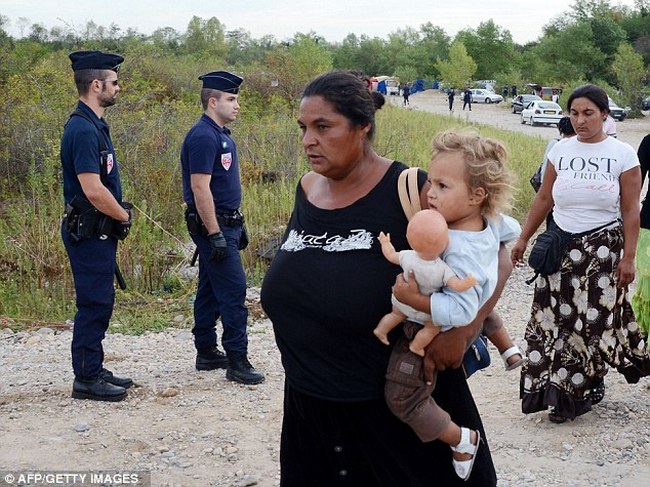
[446,273,479,293]
[378,232,400,265]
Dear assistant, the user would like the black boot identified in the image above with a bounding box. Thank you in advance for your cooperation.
[196,346,229,371]
[72,377,127,402]
[100,368,134,389]
[226,355,265,385]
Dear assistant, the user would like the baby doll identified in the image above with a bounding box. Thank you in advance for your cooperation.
[373,209,477,356]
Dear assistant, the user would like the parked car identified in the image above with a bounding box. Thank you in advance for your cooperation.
[521,101,563,126]
[470,89,503,104]
[511,94,541,114]
[642,95,650,111]
[608,97,627,121]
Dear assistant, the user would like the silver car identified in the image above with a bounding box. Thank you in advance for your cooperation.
[470,89,503,104]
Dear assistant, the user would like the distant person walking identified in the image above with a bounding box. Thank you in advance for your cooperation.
[402,83,410,106]
[447,88,455,112]
[462,88,472,111]
[603,114,617,138]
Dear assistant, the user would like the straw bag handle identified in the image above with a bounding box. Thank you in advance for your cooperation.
[397,167,422,221]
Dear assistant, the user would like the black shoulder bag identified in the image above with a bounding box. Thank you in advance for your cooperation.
[527,218,617,284]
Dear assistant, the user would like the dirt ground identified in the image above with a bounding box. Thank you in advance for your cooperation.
[1,91,649,487]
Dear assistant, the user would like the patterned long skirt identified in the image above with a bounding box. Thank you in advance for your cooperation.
[520,225,650,420]
[632,228,650,338]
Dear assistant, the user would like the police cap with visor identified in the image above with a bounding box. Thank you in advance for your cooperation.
[199,71,243,93]
[69,50,124,72]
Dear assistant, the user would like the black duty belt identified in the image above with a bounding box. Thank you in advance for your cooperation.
[217,209,245,227]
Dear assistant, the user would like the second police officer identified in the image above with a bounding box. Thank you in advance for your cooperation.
[180,71,265,385]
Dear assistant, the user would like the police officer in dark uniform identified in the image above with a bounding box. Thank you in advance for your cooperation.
[181,71,264,385]
[61,51,133,402]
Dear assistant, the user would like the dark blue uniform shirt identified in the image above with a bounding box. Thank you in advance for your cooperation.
[180,114,242,210]
[60,101,122,204]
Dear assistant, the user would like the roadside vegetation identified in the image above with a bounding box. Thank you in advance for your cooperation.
[0,0,643,331]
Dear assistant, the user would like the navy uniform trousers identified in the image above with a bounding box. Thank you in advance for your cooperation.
[191,224,248,356]
[62,223,117,379]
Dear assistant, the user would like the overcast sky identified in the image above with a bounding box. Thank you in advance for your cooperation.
[0,0,638,45]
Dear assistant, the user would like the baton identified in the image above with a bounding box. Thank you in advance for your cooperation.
[115,263,127,290]
[190,247,199,267]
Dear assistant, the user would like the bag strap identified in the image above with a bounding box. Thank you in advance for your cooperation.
[68,107,110,184]
[397,167,422,221]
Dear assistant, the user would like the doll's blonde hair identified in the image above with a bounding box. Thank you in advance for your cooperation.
[431,130,516,218]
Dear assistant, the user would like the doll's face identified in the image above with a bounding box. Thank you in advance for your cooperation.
[406,209,449,258]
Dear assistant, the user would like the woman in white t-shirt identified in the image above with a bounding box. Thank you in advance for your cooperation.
[511,84,650,424]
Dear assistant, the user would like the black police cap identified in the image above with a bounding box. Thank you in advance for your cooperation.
[198,71,243,93]
[69,51,124,72]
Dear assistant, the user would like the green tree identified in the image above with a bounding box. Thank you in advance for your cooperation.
[183,16,227,60]
[532,21,606,84]
[151,27,182,52]
[353,35,391,75]
[394,66,418,85]
[261,33,333,108]
[455,20,517,80]
[419,23,451,79]
[332,33,391,75]
[435,41,477,89]
[612,42,647,111]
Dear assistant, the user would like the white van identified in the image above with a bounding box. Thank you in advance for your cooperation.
[375,76,400,95]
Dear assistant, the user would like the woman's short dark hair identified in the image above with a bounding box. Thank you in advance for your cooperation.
[302,71,381,139]
[558,116,575,136]
[567,84,609,113]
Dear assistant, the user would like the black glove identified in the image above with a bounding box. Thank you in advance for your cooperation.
[121,201,133,222]
[208,232,227,262]
[111,201,133,240]
[112,220,131,240]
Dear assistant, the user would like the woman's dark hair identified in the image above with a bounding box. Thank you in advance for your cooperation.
[302,71,382,139]
[557,116,575,136]
[566,84,609,113]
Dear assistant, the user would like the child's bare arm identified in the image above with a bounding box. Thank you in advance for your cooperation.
[378,232,400,265]
[446,273,478,293]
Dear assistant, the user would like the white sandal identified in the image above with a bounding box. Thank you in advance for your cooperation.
[451,427,480,481]
[501,345,526,371]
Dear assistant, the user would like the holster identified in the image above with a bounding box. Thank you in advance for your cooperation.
[185,206,248,249]
[64,196,131,241]
[216,209,245,228]
[217,209,248,250]
[185,207,204,236]
[238,224,249,250]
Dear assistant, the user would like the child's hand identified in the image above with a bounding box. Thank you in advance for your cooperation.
[465,273,479,287]
[378,232,391,245]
